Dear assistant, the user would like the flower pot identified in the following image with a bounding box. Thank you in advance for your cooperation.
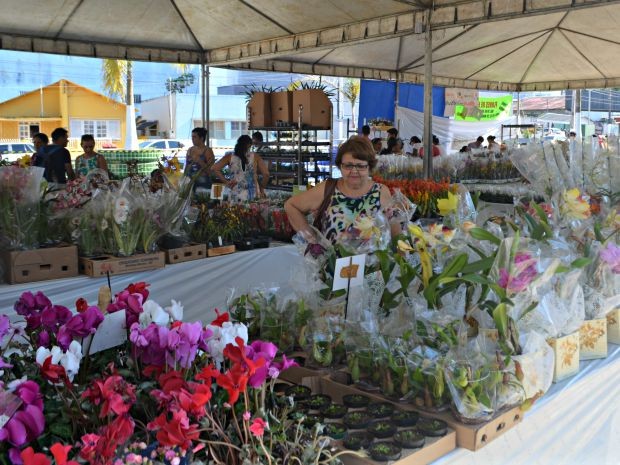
[324,422,346,440]
[343,411,372,430]
[320,402,348,419]
[367,402,395,419]
[608,308,620,344]
[342,431,373,450]
[416,418,448,437]
[285,384,312,401]
[303,413,324,428]
[579,318,607,360]
[547,331,580,383]
[367,420,397,439]
[393,429,425,449]
[342,394,370,409]
[368,442,402,462]
[304,394,332,411]
[391,410,419,427]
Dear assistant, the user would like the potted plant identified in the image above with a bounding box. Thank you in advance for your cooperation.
[394,429,425,449]
[343,411,372,430]
[342,431,373,451]
[367,402,395,419]
[342,394,370,409]
[391,410,419,427]
[284,384,311,401]
[367,420,397,439]
[324,422,347,440]
[368,442,402,462]
[320,402,348,419]
[416,418,448,437]
[305,394,331,411]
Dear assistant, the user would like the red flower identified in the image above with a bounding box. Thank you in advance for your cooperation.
[216,365,249,405]
[50,443,79,465]
[210,309,229,327]
[158,370,188,394]
[20,448,50,465]
[75,298,88,313]
[82,375,136,418]
[223,337,265,377]
[173,383,212,418]
[39,356,71,387]
[79,434,100,462]
[250,417,267,438]
[127,282,149,300]
[148,410,199,450]
[196,364,219,383]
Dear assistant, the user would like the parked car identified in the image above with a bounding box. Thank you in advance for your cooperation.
[0,142,35,162]
[139,139,187,156]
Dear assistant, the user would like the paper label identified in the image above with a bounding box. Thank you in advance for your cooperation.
[333,254,366,291]
[211,183,224,200]
[87,310,127,354]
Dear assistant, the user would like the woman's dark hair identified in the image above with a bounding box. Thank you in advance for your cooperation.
[51,127,68,141]
[410,136,421,144]
[81,134,95,143]
[335,136,377,170]
[252,131,263,142]
[432,136,440,145]
[33,133,49,145]
[192,127,208,142]
[234,135,253,170]
[386,137,403,153]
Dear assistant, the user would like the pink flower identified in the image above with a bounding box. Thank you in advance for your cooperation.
[600,242,620,274]
[56,306,104,350]
[0,381,45,448]
[243,411,251,421]
[249,418,267,438]
[498,252,538,294]
[269,354,298,379]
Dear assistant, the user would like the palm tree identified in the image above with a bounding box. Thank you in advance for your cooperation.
[102,59,133,105]
[341,78,361,129]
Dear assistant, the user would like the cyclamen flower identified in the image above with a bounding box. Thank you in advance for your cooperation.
[108,282,149,327]
[148,410,199,450]
[269,354,299,379]
[35,340,82,382]
[205,321,248,365]
[82,372,137,418]
[498,252,538,294]
[139,300,170,327]
[0,380,45,455]
[250,417,267,438]
[245,340,278,388]
[600,241,620,274]
[56,306,104,350]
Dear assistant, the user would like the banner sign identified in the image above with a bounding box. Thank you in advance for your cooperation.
[454,95,513,121]
[444,88,479,117]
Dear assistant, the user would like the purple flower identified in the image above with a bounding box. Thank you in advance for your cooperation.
[130,323,169,366]
[245,340,279,388]
[269,354,299,379]
[0,315,10,341]
[171,322,203,368]
[305,243,326,259]
[13,291,50,317]
[108,291,145,328]
[0,380,45,448]
[600,241,620,274]
[37,330,50,348]
[40,305,72,332]
[498,252,538,294]
[56,306,104,350]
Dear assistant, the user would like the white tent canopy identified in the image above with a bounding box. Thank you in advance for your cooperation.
[1,1,620,91]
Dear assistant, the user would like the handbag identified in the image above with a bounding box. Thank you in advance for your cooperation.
[312,178,337,232]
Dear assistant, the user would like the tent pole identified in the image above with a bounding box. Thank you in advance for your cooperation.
[201,63,207,129]
[423,8,433,179]
[205,66,211,148]
[395,77,400,133]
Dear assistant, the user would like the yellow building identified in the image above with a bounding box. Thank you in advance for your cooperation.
[0,79,126,149]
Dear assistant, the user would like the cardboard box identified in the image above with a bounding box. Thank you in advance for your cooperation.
[278,365,324,384]
[547,331,580,382]
[324,373,523,451]
[271,91,294,125]
[163,243,207,264]
[248,92,272,128]
[207,244,236,257]
[292,89,332,129]
[607,308,620,344]
[1,244,78,284]
[79,252,165,277]
[301,376,456,465]
[579,318,607,359]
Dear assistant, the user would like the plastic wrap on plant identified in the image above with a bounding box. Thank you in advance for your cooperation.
[405,345,449,411]
[386,188,416,231]
[337,209,392,257]
[510,332,554,401]
[305,296,347,368]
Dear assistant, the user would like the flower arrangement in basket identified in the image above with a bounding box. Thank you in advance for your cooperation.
[0,282,361,465]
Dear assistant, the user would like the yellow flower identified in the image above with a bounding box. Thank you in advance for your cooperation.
[462,221,476,232]
[397,239,414,252]
[408,224,426,242]
[437,191,458,217]
[561,188,591,220]
[17,155,31,168]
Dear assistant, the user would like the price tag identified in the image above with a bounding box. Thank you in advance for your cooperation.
[333,254,366,291]
[218,236,223,247]
[86,310,127,354]
[0,391,22,428]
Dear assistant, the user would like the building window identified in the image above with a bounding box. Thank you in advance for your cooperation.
[96,121,107,138]
[69,119,121,140]
[19,122,39,140]
[230,121,247,139]
[83,120,95,135]
[209,121,225,139]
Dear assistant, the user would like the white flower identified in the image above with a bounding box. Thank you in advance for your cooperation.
[204,321,248,364]
[165,299,184,322]
[114,196,130,224]
[36,346,62,365]
[7,377,27,392]
[139,300,170,327]
[60,341,82,382]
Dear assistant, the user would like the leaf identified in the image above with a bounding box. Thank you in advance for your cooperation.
[50,422,73,440]
[461,256,495,274]
[492,303,509,339]
[469,227,501,245]
[571,257,592,268]
[441,253,469,278]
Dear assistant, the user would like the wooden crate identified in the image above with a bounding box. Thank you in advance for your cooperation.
[79,252,165,277]
[163,243,207,264]
[1,244,78,284]
[207,244,236,257]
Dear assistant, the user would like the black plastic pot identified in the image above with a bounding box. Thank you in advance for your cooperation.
[367,402,395,419]
[324,422,346,440]
[343,411,372,430]
[253,235,271,248]
[285,385,312,402]
[416,418,448,437]
[158,233,186,249]
[368,442,402,462]
[342,394,370,409]
[367,421,397,439]
[342,432,373,451]
[393,429,425,449]
[303,413,324,428]
[320,403,348,419]
[234,238,254,251]
[304,394,332,411]
[391,410,419,427]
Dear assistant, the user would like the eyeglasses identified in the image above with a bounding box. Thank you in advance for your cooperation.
[341,163,369,171]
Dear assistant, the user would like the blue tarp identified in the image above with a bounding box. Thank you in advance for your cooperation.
[358,80,446,129]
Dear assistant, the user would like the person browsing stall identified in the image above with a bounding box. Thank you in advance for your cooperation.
[213,134,269,202]
[74,134,109,176]
[285,136,399,245]
[41,127,75,185]
[184,127,215,191]
[371,137,383,155]
[467,136,484,151]
[380,137,404,155]
[31,132,49,167]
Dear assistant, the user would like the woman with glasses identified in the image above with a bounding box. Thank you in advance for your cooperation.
[74,134,109,177]
[285,136,396,245]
